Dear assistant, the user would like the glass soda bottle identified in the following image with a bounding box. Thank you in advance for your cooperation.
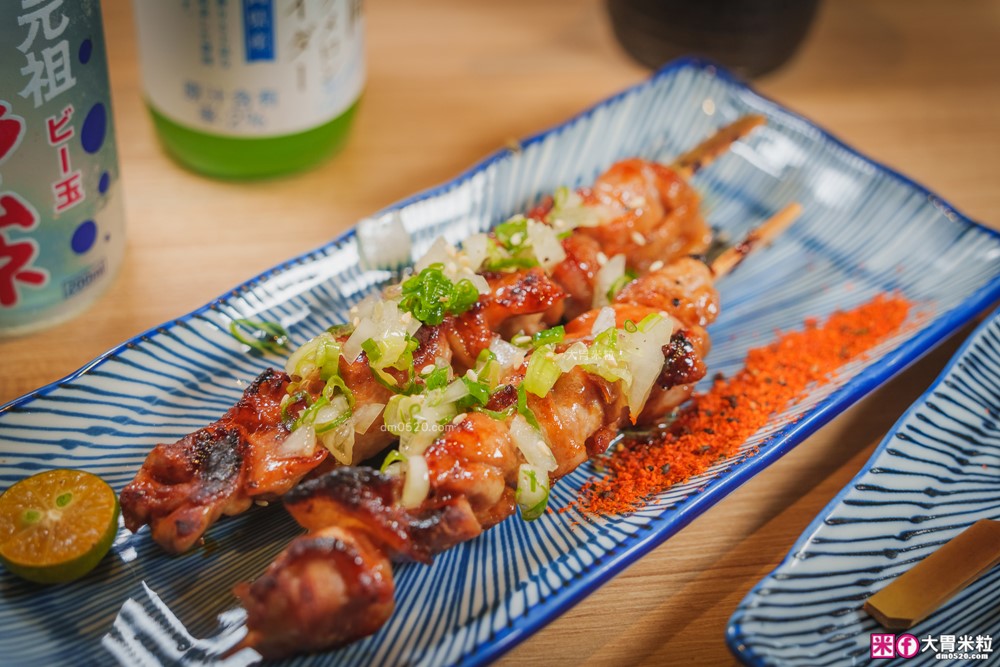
[0,0,125,336]
[132,0,365,179]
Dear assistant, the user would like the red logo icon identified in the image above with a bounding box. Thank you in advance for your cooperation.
[0,101,26,166]
[871,633,896,659]
[896,634,919,658]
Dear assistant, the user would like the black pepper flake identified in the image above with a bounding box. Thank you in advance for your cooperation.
[695,445,712,454]
[724,395,739,408]
[660,464,672,475]
[703,428,715,435]
[672,297,681,307]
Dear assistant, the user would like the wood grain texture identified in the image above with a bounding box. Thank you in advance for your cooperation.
[1,0,998,664]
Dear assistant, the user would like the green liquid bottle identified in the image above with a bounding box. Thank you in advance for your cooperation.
[133,0,364,180]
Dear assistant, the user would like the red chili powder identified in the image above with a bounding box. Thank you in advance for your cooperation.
[574,293,912,516]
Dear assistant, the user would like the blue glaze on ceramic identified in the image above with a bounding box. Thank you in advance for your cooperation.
[728,307,1000,667]
[1,58,999,666]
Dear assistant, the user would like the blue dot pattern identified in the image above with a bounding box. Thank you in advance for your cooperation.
[99,171,110,194]
[80,103,106,154]
[79,38,93,64]
[71,220,97,254]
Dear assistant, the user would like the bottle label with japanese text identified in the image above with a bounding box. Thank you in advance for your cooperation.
[0,0,125,335]
[133,0,366,138]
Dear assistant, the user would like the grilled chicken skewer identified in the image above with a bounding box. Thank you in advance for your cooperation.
[119,268,563,553]
[235,204,800,659]
[120,117,767,554]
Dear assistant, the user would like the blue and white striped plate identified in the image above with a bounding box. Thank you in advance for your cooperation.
[727,306,1000,667]
[1,58,998,666]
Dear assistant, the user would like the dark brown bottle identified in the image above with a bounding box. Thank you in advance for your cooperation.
[606,0,820,77]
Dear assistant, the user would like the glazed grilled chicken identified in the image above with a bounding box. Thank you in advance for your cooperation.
[120,159,711,554]
[122,116,793,658]
[120,267,565,553]
[237,365,637,658]
[235,248,727,657]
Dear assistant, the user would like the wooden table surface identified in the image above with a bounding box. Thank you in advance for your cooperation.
[2,0,999,664]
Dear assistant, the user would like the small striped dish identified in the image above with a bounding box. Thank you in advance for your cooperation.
[728,307,1000,667]
[1,58,998,666]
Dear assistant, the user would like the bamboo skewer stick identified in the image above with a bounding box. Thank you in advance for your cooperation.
[671,115,767,179]
[710,202,803,278]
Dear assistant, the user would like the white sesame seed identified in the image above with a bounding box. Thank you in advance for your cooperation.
[421,364,435,375]
[510,232,525,246]
[649,260,664,272]
[596,252,608,265]
[631,231,647,246]
[254,500,270,507]
[452,413,468,424]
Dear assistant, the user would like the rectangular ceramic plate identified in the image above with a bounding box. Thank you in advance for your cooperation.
[727,307,1000,667]
[1,58,998,666]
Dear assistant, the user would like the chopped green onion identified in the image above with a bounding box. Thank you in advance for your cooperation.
[516,383,542,431]
[524,344,562,397]
[606,269,637,302]
[458,375,491,409]
[531,325,565,348]
[326,322,355,337]
[380,450,408,474]
[493,216,529,252]
[422,365,451,391]
[515,465,551,521]
[399,263,480,325]
[479,406,515,420]
[482,254,539,271]
[322,374,355,409]
[229,319,289,354]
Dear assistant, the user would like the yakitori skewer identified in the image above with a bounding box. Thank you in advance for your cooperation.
[121,117,775,557]
[234,198,802,659]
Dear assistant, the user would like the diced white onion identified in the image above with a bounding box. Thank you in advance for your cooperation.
[415,237,455,273]
[621,314,674,418]
[516,463,550,516]
[356,213,412,271]
[319,420,356,465]
[401,454,430,508]
[490,337,527,372]
[277,424,316,458]
[592,254,627,308]
[344,300,419,365]
[349,293,379,323]
[509,415,558,472]
[463,233,491,270]
[353,402,385,434]
[441,378,470,404]
[591,306,617,336]
[469,273,491,295]
[343,317,376,362]
[527,220,566,270]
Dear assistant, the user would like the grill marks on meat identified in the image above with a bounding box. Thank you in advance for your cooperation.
[121,270,565,553]
[443,267,565,369]
[235,525,395,660]
[120,368,326,553]
[237,368,631,657]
